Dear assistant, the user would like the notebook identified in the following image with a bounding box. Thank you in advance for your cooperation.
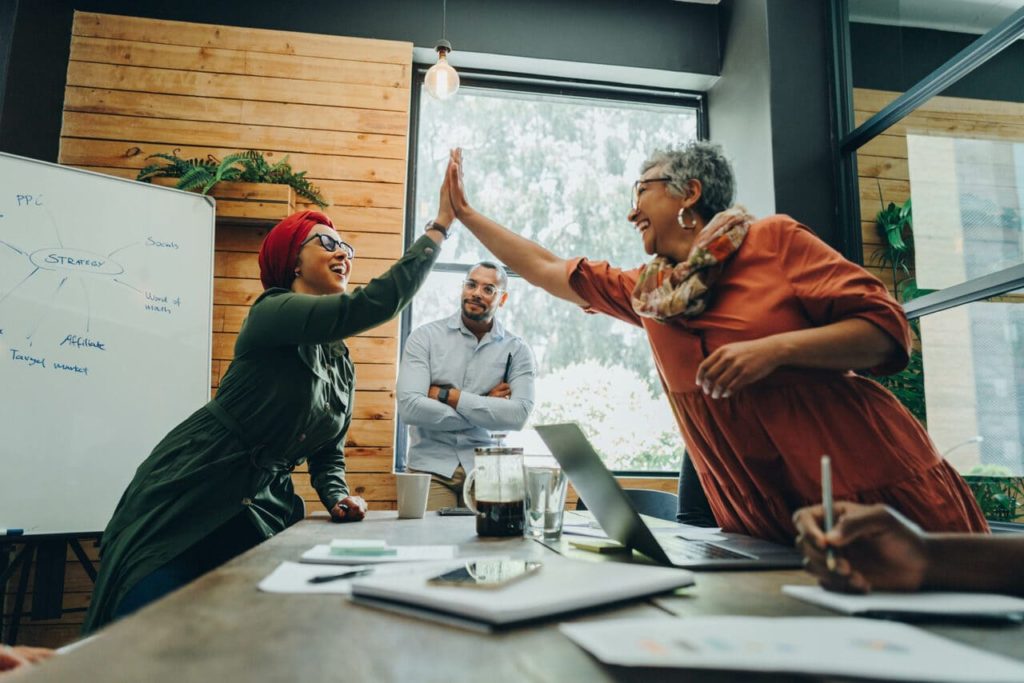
[349,556,695,631]
[783,584,1024,624]
[535,423,803,569]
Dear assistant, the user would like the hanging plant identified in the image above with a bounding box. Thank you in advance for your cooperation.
[137,150,329,209]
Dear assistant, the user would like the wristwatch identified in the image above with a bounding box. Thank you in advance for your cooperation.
[425,220,450,240]
[437,386,451,404]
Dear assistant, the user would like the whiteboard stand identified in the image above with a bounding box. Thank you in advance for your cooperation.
[1,534,99,644]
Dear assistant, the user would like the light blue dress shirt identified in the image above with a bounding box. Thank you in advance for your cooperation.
[397,312,536,477]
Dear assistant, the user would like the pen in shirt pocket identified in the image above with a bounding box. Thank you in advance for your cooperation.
[503,352,513,383]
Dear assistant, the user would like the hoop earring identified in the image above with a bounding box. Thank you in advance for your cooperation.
[677,207,697,231]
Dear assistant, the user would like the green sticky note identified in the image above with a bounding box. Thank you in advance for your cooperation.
[328,547,399,557]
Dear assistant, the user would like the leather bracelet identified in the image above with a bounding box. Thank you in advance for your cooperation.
[426,220,450,240]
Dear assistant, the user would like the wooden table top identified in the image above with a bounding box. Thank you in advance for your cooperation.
[21,512,1024,682]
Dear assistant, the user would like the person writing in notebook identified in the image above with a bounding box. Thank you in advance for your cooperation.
[442,142,986,544]
[794,502,1023,595]
[83,179,455,633]
[396,261,536,509]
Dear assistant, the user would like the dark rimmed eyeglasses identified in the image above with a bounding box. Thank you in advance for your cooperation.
[463,279,503,298]
[631,176,672,210]
[301,232,355,260]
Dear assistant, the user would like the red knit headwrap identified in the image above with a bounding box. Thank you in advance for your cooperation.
[257,210,335,290]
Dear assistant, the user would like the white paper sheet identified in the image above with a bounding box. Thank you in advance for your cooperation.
[783,584,1024,618]
[560,616,1024,682]
[300,544,457,564]
[55,633,100,655]
[258,560,474,594]
[561,525,612,539]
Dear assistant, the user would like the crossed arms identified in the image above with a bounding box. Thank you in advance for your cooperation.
[396,330,535,433]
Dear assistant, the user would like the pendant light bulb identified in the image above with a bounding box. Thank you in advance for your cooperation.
[425,41,460,100]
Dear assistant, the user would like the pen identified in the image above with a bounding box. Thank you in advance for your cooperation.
[0,529,24,536]
[821,455,837,572]
[503,352,513,383]
[308,567,374,584]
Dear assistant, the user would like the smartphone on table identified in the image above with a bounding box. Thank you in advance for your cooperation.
[427,560,542,589]
[437,506,476,516]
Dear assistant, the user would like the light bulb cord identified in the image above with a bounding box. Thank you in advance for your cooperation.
[442,0,447,41]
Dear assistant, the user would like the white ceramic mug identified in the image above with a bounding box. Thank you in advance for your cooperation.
[396,472,431,519]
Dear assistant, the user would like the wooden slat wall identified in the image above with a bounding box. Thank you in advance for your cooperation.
[57,12,413,519]
[4,13,413,647]
[854,88,1024,291]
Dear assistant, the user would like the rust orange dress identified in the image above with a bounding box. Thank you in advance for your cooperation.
[567,214,987,543]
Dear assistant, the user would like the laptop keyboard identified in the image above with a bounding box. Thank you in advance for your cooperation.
[661,536,756,561]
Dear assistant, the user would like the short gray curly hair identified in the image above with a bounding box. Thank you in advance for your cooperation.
[641,141,736,221]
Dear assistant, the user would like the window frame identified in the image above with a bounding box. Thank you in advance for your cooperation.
[830,0,1024,292]
[830,0,1024,526]
[396,67,708,475]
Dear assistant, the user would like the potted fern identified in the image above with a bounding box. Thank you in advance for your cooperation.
[866,188,930,424]
[136,150,328,220]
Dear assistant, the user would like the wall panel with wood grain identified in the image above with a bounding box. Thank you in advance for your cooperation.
[854,88,1024,292]
[6,12,415,645]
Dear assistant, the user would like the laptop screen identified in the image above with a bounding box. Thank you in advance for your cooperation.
[535,423,672,564]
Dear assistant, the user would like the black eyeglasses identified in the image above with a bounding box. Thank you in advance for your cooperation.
[301,232,355,260]
[463,279,503,298]
[631,176,672,210]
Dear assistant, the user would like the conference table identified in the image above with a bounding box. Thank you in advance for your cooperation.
[21,511,1024,682]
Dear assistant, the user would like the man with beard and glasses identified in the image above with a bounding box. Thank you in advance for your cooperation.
[397,261,536,509]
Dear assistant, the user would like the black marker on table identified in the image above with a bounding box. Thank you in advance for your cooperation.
[308,567,373,584]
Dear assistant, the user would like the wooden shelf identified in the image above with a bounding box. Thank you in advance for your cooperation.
[149,178,295,222]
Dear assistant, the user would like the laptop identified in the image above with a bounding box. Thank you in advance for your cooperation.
[535,423,804,570]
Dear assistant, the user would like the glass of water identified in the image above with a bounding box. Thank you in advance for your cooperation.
[522,462,569,541]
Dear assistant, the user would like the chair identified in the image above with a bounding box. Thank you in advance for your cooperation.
[576,488,679,522]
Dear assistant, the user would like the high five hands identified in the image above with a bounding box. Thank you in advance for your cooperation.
[446,148,471,220]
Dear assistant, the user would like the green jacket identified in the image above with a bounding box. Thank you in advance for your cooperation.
[82,235,440,633]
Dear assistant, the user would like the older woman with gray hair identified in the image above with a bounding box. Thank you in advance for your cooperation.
[443,143,986,544]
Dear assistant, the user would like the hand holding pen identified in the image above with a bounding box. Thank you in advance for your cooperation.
[821,455,837,572]
[484,355,514,400]
[792,501,931,594]
[330,495,369,523]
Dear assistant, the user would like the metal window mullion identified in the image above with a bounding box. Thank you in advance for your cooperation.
[828,0,863,263]
[840,6,1024,154]
[903,263,1024,320]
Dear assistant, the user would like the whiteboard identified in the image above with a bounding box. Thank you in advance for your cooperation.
[0,153,215,535]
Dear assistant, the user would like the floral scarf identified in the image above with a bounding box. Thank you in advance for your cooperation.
[631,206,754,321]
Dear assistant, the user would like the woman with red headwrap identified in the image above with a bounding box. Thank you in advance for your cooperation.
[83,189,454,634]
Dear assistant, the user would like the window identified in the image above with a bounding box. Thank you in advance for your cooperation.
[404,76,701,472]
[833,0,1024,522]
[918,290,1024,477]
